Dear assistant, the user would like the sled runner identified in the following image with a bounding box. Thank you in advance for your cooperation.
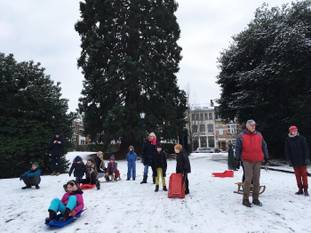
[168,173,185,199]
[46,209,85,228]
[80,183,96,189]
[234,182,266,195]
[212,170,234,178]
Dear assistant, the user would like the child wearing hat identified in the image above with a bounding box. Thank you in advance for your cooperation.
[285,125,310,196]
[154,144,168,192]
[126,146,137,181]
[105,155,120,181]
[20,162,41,189]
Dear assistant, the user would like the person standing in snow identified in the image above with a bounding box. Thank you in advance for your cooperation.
[20,162,41,189]
[228,142,235,170]
[126,145,137,181]
[140,132,157,184]
[154,144,168,192]
[235,119,269,207]
[284,125,310,196]
[175,144,191,195]
[49,133,64,175]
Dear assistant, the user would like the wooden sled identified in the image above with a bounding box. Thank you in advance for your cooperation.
[234,182,266,195]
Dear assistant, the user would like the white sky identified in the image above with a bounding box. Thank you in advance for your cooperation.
[0,0,293,111]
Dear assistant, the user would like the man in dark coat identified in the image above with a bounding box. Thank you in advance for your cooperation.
[50,134,64,175]
[235,119,269,207]
[285,125,310,196]
[140,132,157,184]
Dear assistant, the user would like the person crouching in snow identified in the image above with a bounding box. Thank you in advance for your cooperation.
[95,151,107,179]
[127,145,137,181]
[69,156,86,183]
[20,162,41,189]
[81,159,100,190]
[175,144,191,195]
[285,125,310,196]
[154,144,168,192]
[45,180,84,223]
[106,155,120,181]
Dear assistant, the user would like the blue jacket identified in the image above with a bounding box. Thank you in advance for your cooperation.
[22,168,41,178]
[127,151,137,162]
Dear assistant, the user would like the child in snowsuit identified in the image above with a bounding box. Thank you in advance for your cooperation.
[106,155,120,181]
[20,162,41,189]
[45,180,84,223]
[154,144,168,192]
[80,159,100,190]
[69,156,86,183]
[127,146,137,181]
[175,144,191,195]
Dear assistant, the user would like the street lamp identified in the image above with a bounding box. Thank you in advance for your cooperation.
[140,112,145,119]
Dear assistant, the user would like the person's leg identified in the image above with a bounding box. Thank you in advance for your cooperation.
[132,162,136,180]
[141,165,148,183]
[22,176,31,188]
[152,166,156,184]
[242,161,254,206]
[241,162,245,182]
[66,196,77,211]
[48,198,66,213]
[301,166,309,195]
[155,168,160,186]
[184,173,189,194]
[252,162,262,204]
[294,167,303,192]
[127,162,131,180]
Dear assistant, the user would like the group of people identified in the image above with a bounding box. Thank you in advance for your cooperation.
[234,119,310,208]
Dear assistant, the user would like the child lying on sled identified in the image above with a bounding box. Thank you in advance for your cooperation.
[45,180,84,223]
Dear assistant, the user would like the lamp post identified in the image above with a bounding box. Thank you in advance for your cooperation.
[139,112,146,154]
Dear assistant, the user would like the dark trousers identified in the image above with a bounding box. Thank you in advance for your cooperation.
[22,176,41,187]
[184,173,189,192]
[51,155,61,172]
[294,166,308,190]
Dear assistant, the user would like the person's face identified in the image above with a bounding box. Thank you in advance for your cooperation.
[55,134,60,138]
[87,161,92,166]
[67,183,78,192]
[290,129,298,136]
[157,148,162,153]
[174,148,180,154]
[31,164,37,170]
[246,123,256,132]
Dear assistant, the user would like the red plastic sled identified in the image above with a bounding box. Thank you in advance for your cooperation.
[80,184,96,189]
[212,170,234,178]
[168,173,185,199]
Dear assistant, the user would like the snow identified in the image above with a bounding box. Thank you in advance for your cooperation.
[1,153,311,233]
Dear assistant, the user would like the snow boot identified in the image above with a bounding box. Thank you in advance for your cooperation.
[140,176,147,184]
[252,199,263,207]
[185,189,190,195]
[45,210,57,224]
[35,185,40,189]
[295,188,303,195]
[242,199,252,208]
[22,185,31,189]
[155,185,159,192]
[304,189,309,196]
[163,186,168,191]
[153,176,156,184]
[96,180,100,190]
[62,208,71,221]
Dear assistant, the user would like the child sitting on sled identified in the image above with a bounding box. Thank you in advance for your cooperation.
[105,155,121,181]
[69,156,86,183]
[20,162,41,189]
[80,159,100,190]
[45,180,84,223]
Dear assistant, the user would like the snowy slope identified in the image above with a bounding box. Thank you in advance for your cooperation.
[1,154,311,233]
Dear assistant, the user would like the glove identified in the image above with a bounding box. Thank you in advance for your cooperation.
[69,210,76,217]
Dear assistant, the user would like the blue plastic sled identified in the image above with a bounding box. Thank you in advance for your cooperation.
[46,210,85,228]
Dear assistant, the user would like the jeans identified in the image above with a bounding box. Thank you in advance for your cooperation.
[48,196,77,213]
[127,161,136,180]
[143,165,156,178]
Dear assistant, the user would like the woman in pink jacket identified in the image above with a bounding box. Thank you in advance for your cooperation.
[45,180,84,223]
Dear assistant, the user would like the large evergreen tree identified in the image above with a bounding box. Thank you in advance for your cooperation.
[0,53,74,178]
[75,0,186,147]
[217,1,311,158]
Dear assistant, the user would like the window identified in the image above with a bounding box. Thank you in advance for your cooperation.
[208,136,215,148]
[207,124,214,133]
[200,113,203,121]
[204,113,208,120]
[218,129,224,135]
[200,136,207,148]
[191,114,195,121]
[209,113,213,120]
[192,125,198,133]
[195,114,199,121]
[199,124,205,132]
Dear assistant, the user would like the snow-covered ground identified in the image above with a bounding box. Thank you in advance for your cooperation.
[1,153,311,233]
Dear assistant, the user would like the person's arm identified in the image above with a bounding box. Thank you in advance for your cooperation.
[27,169,41,177]
[61,193,69,203]
[235,136,243,161]
[262,138,269,161]
[73,194,84,214]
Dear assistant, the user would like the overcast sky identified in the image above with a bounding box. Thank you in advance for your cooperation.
[0,0,293,111]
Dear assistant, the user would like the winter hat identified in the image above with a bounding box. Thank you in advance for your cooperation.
[110,155,115,160]
[289,125,298,132]
[73,156,83,162]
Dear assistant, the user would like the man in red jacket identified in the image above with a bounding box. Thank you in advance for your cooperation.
[235,120,269,207]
